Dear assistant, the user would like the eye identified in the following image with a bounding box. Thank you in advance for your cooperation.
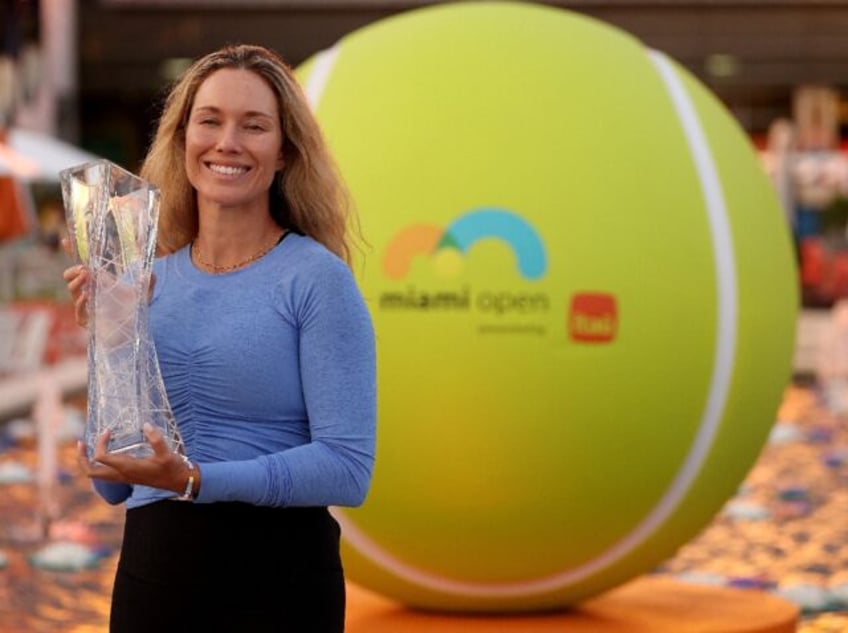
[190,114,219,127]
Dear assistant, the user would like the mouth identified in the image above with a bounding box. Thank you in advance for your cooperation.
[205,162,251,177]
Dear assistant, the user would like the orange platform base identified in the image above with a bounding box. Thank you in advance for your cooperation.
[346,575,799,633]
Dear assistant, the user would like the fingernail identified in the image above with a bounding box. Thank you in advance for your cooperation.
[143,422,153,432]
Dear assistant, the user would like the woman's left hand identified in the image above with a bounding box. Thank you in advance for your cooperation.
[78,422,189,495]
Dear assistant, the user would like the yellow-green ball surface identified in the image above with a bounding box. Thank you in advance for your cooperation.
[297,1,798,613]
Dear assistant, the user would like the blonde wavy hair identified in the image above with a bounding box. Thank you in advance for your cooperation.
[141,43,360,267]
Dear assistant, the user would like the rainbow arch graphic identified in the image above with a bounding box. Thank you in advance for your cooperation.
[383,208,547,280]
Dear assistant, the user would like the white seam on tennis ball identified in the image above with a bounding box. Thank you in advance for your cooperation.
[304,45,340,109]
[332,48,737,599]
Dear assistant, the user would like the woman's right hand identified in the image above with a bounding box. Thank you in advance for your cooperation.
[62,264,90,328]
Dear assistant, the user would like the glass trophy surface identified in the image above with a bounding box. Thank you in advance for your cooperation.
[60,159,184,460]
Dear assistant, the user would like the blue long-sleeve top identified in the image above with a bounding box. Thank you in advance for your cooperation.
[92,232,377,510]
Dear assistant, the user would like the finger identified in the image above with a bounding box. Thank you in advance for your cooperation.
[76,440,91,472]
[65,267,89,306]
[142,422,168,455]
[92,429,112,463]
[66,266,88,288]
[78,439,114,479]
[62,264,80,282]
[74,292,88,328]
[69,280,87,306]
[74,288,87,309]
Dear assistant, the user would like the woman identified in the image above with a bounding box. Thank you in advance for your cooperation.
[63,44,376,632]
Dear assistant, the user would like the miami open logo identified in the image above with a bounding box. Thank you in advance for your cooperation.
[382,208,547,281]
[378,208,553,335]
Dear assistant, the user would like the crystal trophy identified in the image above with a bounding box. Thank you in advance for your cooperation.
[60,159,184,459]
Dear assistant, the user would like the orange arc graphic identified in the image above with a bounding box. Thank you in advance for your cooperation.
[383,224,443,279]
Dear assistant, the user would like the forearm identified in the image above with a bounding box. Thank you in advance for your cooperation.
[193,441,373,507]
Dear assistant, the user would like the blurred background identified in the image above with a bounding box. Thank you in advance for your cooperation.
[2,1,848,631]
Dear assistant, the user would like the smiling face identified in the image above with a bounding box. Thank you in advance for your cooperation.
[185,68,284,214]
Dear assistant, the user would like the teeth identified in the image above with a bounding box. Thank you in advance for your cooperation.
[208,164,248,176]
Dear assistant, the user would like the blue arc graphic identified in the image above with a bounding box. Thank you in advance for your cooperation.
[439,208,547,280]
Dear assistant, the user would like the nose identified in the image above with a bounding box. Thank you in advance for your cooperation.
[214,122,242,153]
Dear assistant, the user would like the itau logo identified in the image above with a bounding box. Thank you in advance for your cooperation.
[569,293,617,343]
[382,208,547,280]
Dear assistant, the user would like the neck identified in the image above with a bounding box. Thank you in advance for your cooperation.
[192,223,285,274]
[195,209,280,256]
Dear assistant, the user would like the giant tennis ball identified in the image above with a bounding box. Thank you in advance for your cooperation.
[297,0,798,613]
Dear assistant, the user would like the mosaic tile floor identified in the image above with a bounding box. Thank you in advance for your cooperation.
[0,382,846,632]
[656,380,848,632]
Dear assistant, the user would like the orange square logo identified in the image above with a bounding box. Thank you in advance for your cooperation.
[569,293,617,343]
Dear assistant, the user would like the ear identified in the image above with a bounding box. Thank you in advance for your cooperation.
[276,149,285,171]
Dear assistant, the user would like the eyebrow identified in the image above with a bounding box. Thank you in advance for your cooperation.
[192,106,276,119]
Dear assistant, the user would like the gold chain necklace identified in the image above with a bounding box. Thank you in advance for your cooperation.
[192,231,285,274]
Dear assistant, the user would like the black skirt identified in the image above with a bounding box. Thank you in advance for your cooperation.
[110,500,345,633]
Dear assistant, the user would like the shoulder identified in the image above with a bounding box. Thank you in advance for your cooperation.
[150,247,187,302]
[271,234,366,313]
[284,233,345,267]
[153,247,185,271]
[277,233,353,282]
